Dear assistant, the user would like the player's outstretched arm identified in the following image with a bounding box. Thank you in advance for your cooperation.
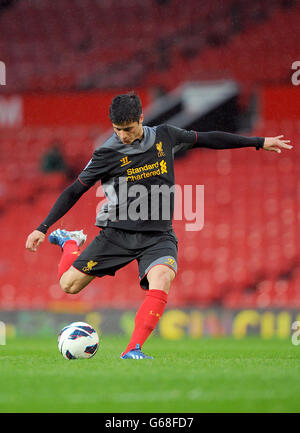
[165,125,294,153]
[193,130,294,151]
[25,179,90,253]
[263,135,293,153]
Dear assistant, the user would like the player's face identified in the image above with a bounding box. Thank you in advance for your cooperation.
[112,115,144,145]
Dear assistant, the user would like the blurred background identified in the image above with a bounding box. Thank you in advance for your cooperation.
[0,0,299,340]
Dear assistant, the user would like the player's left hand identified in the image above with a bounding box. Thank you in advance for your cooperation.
[263,135,293,154]
[25,230,46,252]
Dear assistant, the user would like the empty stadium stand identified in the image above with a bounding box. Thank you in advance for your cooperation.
[0,120,299,310]
[0,0,298,93]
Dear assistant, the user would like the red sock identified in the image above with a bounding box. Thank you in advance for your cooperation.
[124,289,168,354]
[58,240,80,280]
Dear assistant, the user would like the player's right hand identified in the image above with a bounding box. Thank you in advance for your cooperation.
[25,230,46,252]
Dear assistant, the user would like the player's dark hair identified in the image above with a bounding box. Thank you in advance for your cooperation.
[109,93,142,125]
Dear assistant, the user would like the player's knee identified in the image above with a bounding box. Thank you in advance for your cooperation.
[60,276,81,295]
[161,269,175,285]
[148,267,175,292]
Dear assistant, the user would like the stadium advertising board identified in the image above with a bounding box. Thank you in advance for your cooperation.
[1,308,299,341]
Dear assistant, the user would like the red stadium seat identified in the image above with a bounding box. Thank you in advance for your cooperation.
[1,0,299,93]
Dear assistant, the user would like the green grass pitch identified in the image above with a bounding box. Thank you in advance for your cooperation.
[0,335,299,413]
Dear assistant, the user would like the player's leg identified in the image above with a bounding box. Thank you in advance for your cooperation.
[147,264,176,293]
[121,234,177,359]
[121,265,176,359]
[60,266,95,294]
[48,228,95,294]
[63,227,136,295]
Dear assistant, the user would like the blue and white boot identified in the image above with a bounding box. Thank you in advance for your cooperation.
[48,229,87,249]
[120,344,153,360]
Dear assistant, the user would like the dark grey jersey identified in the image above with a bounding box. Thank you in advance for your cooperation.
[78,124,197,232]
[36,124,263,234]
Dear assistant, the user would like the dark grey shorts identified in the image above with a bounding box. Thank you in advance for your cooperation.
[72,227,178,290]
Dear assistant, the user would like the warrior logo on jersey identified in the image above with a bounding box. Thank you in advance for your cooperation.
[165,258,175,267]
[156,141,165,157]
[120,156,132,167]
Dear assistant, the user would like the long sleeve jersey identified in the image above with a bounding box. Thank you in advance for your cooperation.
[36,124,264,233]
